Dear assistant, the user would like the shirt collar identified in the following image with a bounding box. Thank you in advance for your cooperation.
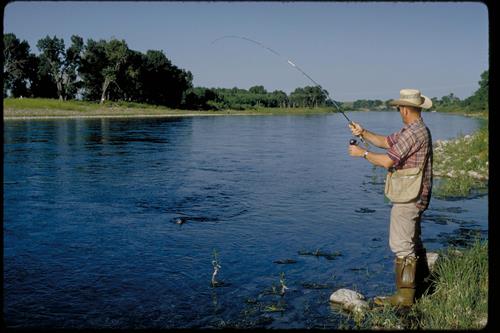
[404,117,424,129]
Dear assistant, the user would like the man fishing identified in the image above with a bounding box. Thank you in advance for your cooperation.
[348,89,433,307]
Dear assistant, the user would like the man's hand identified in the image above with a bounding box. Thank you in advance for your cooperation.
[349,122,365,137]
[349,144,366,157]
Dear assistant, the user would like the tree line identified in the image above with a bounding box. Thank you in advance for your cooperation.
[3,33,488,113]
[430,70,488,114]
[3,33,337,110]
[3,33,192,108]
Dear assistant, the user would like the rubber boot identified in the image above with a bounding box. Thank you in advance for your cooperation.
[374,256,417,307]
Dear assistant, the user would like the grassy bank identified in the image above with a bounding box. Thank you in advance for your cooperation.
[349,239,488,330]
[3,97,335,118]
[432,117,488,198]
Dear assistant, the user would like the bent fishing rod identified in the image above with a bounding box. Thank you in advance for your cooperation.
[211,35,367,146]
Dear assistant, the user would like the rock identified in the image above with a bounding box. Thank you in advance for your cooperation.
[476,316,488,328]
[468,170,480,178]
[330,288,369,312]
[426,252,439,271]
[468,170,488,180]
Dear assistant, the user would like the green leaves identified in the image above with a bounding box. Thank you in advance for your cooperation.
[3,33,34,97]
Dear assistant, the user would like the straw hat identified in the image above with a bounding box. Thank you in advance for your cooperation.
[389,89,432,109]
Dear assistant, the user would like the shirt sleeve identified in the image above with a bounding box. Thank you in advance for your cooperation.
[386,131,399,148]
[386,129,416,167]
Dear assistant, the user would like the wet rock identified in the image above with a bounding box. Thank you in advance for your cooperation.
[298,250,342,260]
[174,217,187,225]
[273,259,297,264]
[302,282,333,289]
[426,252,439,271]
[329,288,369,312]
[355,207,376,213]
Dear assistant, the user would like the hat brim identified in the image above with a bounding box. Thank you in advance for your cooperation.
[389,95,432,109]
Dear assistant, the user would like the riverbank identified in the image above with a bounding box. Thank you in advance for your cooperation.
[3,98,336,120]
[346,239,488,330]
[432,115,488,198]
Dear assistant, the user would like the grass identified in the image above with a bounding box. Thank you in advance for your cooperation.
[3,97,338,118]
[353,239,488,330]
[432,120,488,198]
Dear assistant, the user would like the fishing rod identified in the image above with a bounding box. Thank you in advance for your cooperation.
[211,35,367,146]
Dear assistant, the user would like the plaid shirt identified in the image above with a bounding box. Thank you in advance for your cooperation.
[386,118,433,211]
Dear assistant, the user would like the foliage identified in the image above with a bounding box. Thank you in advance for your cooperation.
[431,70,488,114]
[36,35,84,100]
[3,33,34,97]
[432,122,488,198]
[3,33,489,114]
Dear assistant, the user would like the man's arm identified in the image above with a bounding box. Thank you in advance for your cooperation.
[348,145,394,169]
[364,151,394,169]
[359,129,390,149]
[349,122,390,149]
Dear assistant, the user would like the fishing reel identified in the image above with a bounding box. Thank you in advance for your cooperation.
[349,139,358,146]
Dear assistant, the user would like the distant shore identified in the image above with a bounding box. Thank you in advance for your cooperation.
[3,110,258,120]
[4,97,488,120]
[3,106,337,120]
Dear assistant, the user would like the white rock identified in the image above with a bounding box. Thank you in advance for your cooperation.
[426,252,439,271]
[330,288,369,312]
[468,170,484,179]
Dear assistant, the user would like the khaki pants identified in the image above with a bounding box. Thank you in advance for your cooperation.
[389,201,424,258]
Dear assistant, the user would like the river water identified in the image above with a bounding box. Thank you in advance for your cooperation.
[3,112,488,329]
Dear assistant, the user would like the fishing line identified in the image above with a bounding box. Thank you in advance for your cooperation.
[211,35,367,145]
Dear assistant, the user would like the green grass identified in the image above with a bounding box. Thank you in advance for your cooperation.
[3,97,175,112]
[3,98,340,118]
[356,239,488,330]
[4,97,98,111]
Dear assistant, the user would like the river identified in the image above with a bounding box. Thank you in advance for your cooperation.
[3,111,488,328]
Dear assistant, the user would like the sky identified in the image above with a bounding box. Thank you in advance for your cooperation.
[4,1,489,101]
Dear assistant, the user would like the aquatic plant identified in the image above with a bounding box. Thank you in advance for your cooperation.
[262,302,286,313]
[279,272,289,296]
[211,249,222,287]
[298,249,342,260]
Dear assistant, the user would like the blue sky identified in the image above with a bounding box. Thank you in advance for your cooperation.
[4,1,489,101]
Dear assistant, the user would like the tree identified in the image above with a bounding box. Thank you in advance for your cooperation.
[3,33,33,97]
[29,53,58,98]
[183,87,221,110]
[99,39,129,103]
[464,70,488,113]
[290,87,306,107]
[36,35,83,100]
[79,39,106,101]
[79,38,130,103]
[115,49,144,102]
[270,90,288,108]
